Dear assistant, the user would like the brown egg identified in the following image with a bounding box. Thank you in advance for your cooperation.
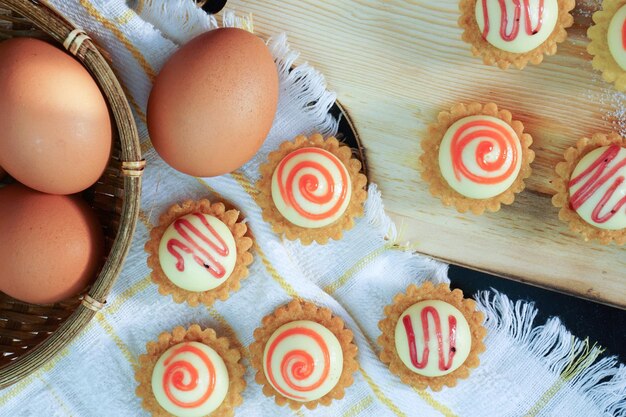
[0,38,112,195]
[0,184,104,304]
[148,28,279,177]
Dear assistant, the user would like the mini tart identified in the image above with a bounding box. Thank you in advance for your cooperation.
[588,0,626,91]
[420,102,535,215]
[145,199,254,307]
[135,325,246,417]
[257,133,368,245]
[552,133,626,245]
[250,300,358,410]
[459,0,575,69]
[378,282,486,391]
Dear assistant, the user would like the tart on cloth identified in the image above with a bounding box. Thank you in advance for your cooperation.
[257,133,368,245]
[135,325,246,417]
[378,282,487,391]
[552,133,626,245]
[145,199,254,306]
[588,0,626,91]
[420,102,535,215]
[459,0,575,69]
[249,300,359,410]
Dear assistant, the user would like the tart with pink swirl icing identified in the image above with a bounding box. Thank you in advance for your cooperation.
[258,134,368,245]
[421,102,535,215]
[136,325,246,417]
[588,0,626,91]
[553,133,626,245]
[378,282,487,391]
[250,300,358,410]
[263,320,343,402]
[145,199,254,307]
[459,0,575,69]
[151,342,229,417]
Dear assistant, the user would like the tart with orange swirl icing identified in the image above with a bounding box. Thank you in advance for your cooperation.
[135,325,245,417]
[588,0,626,91]
[250,300,358,410]
[420,102,535,214]
[552,132,626,245]
[378,282,487,391]
[257,134,368,245]
[459,0,575,69]
[145,199,254,307]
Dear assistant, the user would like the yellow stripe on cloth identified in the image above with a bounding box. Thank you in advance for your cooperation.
[414,389,458,417]
[105,276,153,317]
[78,0,158,81]
[115,9,135,26]
[254,242,300,299]
[138,209,153,230]
[524,339,603,417]
[231,170,257,196]
[324,243,396,295]
[37,375,74,415]
[140,139,154,156]
[359,366,407,417]
[95,314,137,366]
[343,395,375,417]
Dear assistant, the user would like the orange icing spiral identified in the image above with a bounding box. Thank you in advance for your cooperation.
[162,344,216,409]
[265,327,331,400]
[275,148,349,221]
[450,119,519,185]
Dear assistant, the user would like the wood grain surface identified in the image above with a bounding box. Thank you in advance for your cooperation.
[223,0,625,308]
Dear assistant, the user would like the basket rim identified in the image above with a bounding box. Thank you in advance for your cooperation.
[0,0,142,389]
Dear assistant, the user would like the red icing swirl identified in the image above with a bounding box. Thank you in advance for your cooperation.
[622,17,626,50]
[569,145,626,224]
[265,327,331,400]
[450,119,519,185]
[162,343,216,409]
[166,213,230,279]
[402,306,458,371]
[482,0,545,41]
[276,148,349,221]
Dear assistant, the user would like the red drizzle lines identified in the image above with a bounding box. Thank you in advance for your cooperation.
[482,0,545,41]
[167,213,229,278]
[265,327,331,400]
[451,119,519,184]
[276,148,349,221]
[622,17,626,51]
[569,145,626,224]
[402,307,458,371]
[163,343,216,409]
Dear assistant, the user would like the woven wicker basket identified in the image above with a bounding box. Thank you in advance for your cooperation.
[0,0,143,388]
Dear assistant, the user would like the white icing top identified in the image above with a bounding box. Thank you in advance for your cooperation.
[608,5,626,71]
[438,115,522,199]
[569,146,626,230]
[271,147,352,229]
[475,0,559,53]
[151,342,229,417]
[395,300,472,377]
[159,213,237,292]
[263,320,343,402]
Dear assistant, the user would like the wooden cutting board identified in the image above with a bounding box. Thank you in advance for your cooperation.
[224,0,626,308]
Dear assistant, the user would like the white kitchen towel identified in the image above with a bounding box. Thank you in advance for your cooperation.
[0,1,624,416]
